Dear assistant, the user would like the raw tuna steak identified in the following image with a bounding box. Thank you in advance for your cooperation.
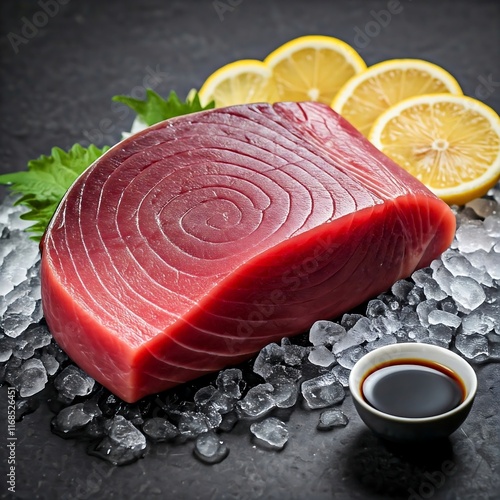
[41,102,455,402]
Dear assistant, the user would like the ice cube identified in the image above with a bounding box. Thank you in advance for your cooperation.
[54,365,95,401]
[194,385,217,406]
[216,368,244,399]
[309,320,346,347]
[441,248,473,276]
[40,352,59,376]
[440,297,458,314]
[484,214,500,237]
[461,305,497,335]
[336,345,367,370]
[1,315,32,339]
[349,316,378,342]
[411,268,433,287]
[142,417,179,442]
[387,297,401,312]
[450,276,486,312]
[455,221,495,253]
[442,248,490,285]
[0,283,39,338]
[194,386,234,415]
[455,333,489,360]
[365,299,388,318]
[317,408,349,430]
[3,290,36,318]
[365,334,397,351]
[432,264,454,296]
[0,229,40,296]
[391,279,414,301]
[266,363,302,382]
[422,278,448,301]
[484,251,500,280]
[330,364,351,388]
[407,286,426,306]
[483,285,500,306]
[194,431,229,464]
[90,415,147,465]
[0,196,33,231]
[268,374,299,408]
[427,310,461,329]
[408,326,432,342]
[12,324,52,359]
[200,403,223,429]
[428,324,453,348]
[416,299,439,327]
[178,411,210,438]
[236,383,275,418]
[341,314,364,330]
[301,372,345,409]
[370,315,401,336]
[331,319,372,354]
[10,358,47,397]
[281,339,309,366]
[52,403,94,435]
[3,356,21,383]
[398,306,421,328]
[43,341,68,365]
[308,345,336,367]
[465,198,498,219]
[119,404,144,427]
[252,343,284,379]
[250,417,288,450]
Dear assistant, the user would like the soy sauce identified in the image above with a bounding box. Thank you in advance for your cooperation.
[361,359,466,418]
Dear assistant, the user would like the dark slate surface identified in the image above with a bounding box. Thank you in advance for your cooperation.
[1,1,499,499]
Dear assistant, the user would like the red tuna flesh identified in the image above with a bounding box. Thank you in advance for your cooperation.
[41,102,456,402]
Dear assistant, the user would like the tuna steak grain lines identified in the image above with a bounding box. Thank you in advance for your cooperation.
[41,102,456,402]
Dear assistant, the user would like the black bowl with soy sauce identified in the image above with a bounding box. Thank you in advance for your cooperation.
[349,343,477,442]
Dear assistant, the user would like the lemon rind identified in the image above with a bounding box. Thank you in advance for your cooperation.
[331,58,463,113]
[369,93,500,205]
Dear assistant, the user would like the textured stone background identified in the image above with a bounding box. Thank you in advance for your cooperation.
[0,1,499,499]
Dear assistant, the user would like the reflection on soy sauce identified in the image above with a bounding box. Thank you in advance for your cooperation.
[361,358,467,418]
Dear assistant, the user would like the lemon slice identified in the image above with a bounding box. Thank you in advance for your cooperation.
[264,35,366,104]
[198,59,279,107]
[332,59,462,137]
[369,94,500,205]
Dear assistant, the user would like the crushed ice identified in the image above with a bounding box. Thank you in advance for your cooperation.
[250,417,289,450]
[317,408,349,431]
[1,186,500,465]
[194,431,229,464]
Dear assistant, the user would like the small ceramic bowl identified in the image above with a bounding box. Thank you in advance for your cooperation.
[348,343,477,442]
